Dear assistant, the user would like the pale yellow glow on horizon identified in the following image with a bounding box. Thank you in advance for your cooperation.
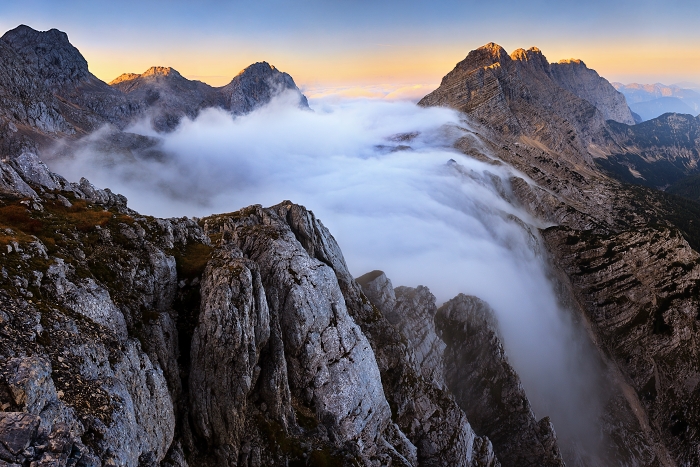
[83,38,700,93]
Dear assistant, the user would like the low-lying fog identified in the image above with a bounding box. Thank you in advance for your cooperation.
[48,91,605,458]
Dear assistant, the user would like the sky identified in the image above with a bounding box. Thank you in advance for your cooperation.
[2,0,700,96]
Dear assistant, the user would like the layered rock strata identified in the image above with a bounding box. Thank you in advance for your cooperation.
[418,43,628,166]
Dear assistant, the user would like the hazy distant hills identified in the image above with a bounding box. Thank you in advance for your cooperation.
[613,82,700,121]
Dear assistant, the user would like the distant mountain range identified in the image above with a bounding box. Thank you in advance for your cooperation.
[613,82,700,121]
[0,24,308,156]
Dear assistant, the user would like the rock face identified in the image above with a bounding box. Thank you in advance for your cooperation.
[109,62,308,131]
[357,271,565,467]
[435,295,564,467]
[544,226,700,467]
[550,59,635,125]
[418,43,622,165]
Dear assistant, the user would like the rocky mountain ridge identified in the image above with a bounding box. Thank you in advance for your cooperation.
[0,25,308,154]
[109,62,308,131]
[418,43,634,167]
[416,40,700,467]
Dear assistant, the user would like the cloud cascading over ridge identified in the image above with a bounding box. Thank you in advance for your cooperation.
[49,92,606,456]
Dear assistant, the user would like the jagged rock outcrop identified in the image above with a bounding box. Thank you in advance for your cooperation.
[358,271,565,467]
[195,203,505,467]
[388,285,446,388]
[355,271,497,467]
[188,248,276,465]
[201,206,399,464]
[436,294,564,467]
[275,207,504,467]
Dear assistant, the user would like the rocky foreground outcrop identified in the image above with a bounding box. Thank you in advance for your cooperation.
[0,152,577,466]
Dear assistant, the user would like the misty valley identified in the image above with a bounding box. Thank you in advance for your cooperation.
[1,24,700,467]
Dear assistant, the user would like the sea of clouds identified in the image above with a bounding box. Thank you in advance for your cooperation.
[48,91,606,457]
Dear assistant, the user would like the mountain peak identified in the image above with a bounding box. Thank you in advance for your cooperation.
[221,61,308,114]
[0,24,90,89]
[510,47,548,65]
[109,73,140,85]
[1,24,71,47]
[142,66,182,78]
[110,66,183,85]
[479,42,506,53]
[235,61,277,78]
[475,42,508,59]
[558,58,585,66]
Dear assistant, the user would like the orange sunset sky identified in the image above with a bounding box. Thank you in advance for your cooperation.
[2,0,699,99]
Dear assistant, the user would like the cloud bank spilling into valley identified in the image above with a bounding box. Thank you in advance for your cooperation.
[49,92,605,456]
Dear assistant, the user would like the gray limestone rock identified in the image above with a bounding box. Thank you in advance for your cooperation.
[213,206,393,456]
[0,160,38,199]
[436,294,565,467]
[257,206,498,467]
[10,152,63,191]
[189,248,274,464]
[391,286,446,389]
[45,259,129,340]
